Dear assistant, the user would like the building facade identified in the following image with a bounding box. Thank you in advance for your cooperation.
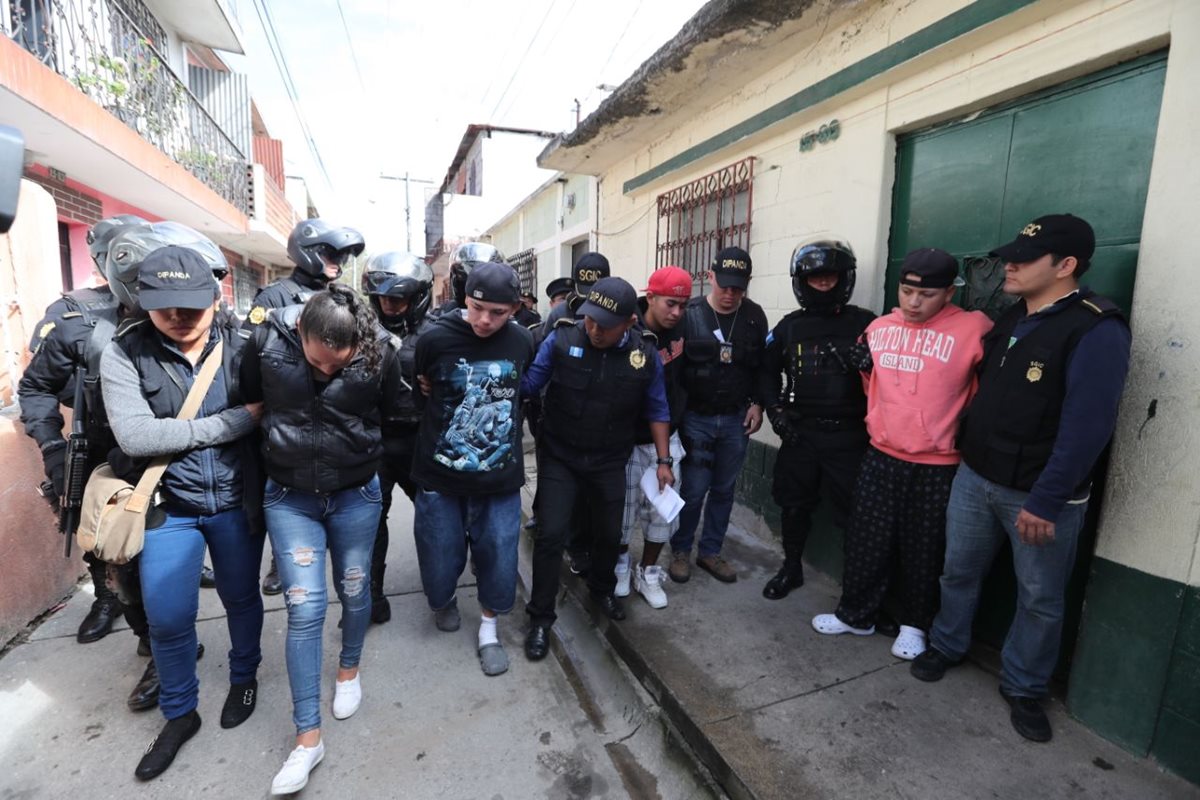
[538,0,1199,783]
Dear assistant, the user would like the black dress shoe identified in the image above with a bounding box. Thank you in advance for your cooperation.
[137,635,152,657]
[910,647,961,683]
[220,679,257,729]
[593,593,626,621]
[371,595,391,624]
[762,565,804,600]
[261,559,282,596]
[77,596,122,644]
[1000,688,1052,742]
[524,626,551,661]
[199,565,216,589]
[128,643,206,711]
[135,711,201,781]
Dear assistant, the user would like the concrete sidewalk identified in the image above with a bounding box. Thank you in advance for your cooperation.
[537,488,1200,800]
[0,491,712,799]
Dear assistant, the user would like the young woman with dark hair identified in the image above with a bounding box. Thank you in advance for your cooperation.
[239,283,406,795]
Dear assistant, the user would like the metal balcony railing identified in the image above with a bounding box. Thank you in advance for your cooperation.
[5,0,250,214]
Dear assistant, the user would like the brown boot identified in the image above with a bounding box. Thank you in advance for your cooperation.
[668,551,691,584]
[696,554,737,583]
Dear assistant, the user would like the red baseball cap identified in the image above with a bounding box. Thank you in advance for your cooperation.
[645,266,692,297]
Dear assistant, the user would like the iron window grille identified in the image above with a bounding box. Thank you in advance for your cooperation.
[509,248,537,296]
[655,157,754,293]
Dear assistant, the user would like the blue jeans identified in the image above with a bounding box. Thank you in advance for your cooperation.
[672,410,751,558]
[139,507,264,720]
[929,463,1087,698]
[264,476,382,734]
[414,489,521,614]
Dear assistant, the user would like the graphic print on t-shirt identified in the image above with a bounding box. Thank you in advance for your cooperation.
[433,358,520,472]
[867,325,958,373]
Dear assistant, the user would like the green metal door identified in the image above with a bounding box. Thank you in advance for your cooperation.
[886,52,1167,676]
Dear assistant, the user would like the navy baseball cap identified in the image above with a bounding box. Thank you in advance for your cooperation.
[578,277,637,328]
[137,246,220,310]
[991,214,1095,268]
[711,246,752,289]
[573,252,611,289]
[465,261,521,304]
[546,276,573,300]
[899,248,961,289]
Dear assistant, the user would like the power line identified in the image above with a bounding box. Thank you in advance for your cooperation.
[489,0,558,121]
[580,0,646,112]
[334,0,367,95]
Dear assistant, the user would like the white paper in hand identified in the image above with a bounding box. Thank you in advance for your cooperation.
[640,466,685,524]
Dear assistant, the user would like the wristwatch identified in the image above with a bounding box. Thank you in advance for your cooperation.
[656,456,674,466]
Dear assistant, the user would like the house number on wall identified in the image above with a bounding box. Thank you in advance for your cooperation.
[800,120,840,152]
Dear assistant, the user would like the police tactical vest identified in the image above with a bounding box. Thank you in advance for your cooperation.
[958,291,1125,492]
[281,277,317,304]
[541,322,657,454]
[680,296,765,414]
[776,307,873,418]
[62,287,121,420]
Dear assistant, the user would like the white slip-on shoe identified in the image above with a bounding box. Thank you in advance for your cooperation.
[615,566,631,598]
[811,613,875,636]
[332,673,361,720]
[271,740,325,795]
[634,565,668,609]
[891,625,927,660]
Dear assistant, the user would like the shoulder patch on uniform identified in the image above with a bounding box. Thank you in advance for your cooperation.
[553,317,575,329]
[1080,299,1105,315]
[248,306,268,325]
[62,311,82,319]
[38,321,55,340]
[237,329,251,340]
[640,328,659,345]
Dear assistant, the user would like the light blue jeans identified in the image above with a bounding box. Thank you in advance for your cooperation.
[672,410,751,558]
[929,463,1087,698]
[264,475,381,734]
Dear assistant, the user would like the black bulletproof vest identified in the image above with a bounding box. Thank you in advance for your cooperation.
[959,292,1124,491]
[541,322,656,455]
[680,297,764,413]
[777,307,873,418]
[65,287,121,420]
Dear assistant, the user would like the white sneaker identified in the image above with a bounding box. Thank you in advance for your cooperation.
[271,740,325,795]
[811,613,875,636]
[332,673,361,719]
[614,566,631,598]
[634,565,668,609]
[891,625,927,660]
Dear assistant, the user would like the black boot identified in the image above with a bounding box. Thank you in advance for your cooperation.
[78,561,122,643]
[128,643,205,711]
[763,507,809,600]
[261,556,282,595]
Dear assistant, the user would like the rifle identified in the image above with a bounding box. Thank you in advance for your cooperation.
[58,345,90,556]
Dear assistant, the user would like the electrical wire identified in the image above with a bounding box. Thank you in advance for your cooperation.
[489,0,558,121]
[579,0,645,112]
[334,0,367,94]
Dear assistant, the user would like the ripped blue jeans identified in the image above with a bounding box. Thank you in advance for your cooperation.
[264,475,381,734]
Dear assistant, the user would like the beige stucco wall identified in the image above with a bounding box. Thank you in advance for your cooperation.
[587,0,1197,585]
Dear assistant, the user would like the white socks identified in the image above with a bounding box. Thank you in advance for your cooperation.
[478,615,498,649]
[616,551,631,571]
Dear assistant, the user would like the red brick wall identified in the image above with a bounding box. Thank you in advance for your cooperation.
[22,169,102,225]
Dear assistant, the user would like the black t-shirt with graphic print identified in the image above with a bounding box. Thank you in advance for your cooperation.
[412,311,535,495]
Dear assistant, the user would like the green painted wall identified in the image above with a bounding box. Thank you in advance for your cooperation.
[523,188,559,246]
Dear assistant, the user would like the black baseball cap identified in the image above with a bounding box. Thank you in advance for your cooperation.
[573,252,610,289]
[899,248,961,289]
[711,246,752,289]
[465,261,520,304]
[546,276,573,300]
[991,214,1095,268]
[578,276,637,328]
[137,246,220,310]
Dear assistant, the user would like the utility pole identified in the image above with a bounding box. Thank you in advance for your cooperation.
[378,173,435,252]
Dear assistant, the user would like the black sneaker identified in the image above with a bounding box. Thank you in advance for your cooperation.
[910,647,962,682]
[568,551,591,577]
[220,679,257,729]
[135,710,201,781]
[1000,688,1052,742]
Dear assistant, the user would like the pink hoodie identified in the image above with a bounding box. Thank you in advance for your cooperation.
[862,304,993,465]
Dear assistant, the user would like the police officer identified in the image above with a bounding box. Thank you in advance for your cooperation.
[434,241,506,317]
[913,215,1131,743]
[360,250,435,623]
[670,246,768,584]
[761,240,875,600]
[546,277,573,311]
[521,277,673,660]
[20,214,144,646]
[242,217,364,594]
[540,252,610,333]
[516,292,542,328]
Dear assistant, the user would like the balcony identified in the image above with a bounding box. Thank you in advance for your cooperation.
[4,0,248,213]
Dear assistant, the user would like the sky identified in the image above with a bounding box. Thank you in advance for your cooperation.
[222,0,710,252]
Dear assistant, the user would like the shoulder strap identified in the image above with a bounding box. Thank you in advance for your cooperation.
[124,340,225,513]
[85,314,117,377]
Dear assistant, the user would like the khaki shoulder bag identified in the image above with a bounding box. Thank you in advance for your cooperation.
[77,340,225,564]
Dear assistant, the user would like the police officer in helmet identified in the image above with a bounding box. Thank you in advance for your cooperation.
[360,250,435,622]
[242,217,364,594]
[761,239,875,600]
[436,241,506,316]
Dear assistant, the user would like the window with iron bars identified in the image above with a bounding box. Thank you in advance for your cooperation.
[509,248,537,296]
[655,157,753,293]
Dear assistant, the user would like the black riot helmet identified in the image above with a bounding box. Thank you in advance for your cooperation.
[105,221,228,309]
[87,214,147,270]
[448,242,505,305]
[361,250,434,333]
[790,239,857,311]
[287,218,366,282]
